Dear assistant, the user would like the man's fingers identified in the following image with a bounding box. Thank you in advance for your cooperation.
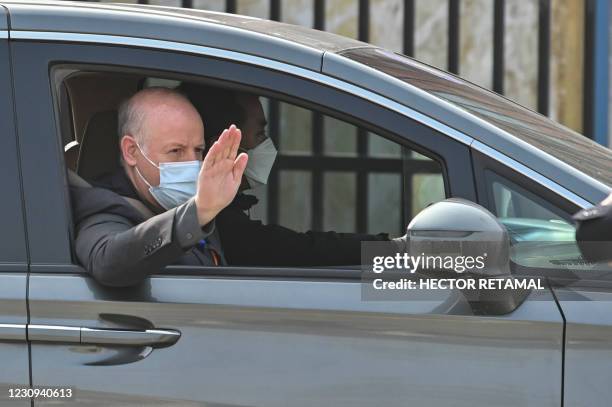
[203,129,227,169]
[228,126,241,160]
[232,152,248,182]
[221,125,235,159]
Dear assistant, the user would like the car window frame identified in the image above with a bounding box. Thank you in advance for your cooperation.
[472,149,581,220]
[11,38,475,278]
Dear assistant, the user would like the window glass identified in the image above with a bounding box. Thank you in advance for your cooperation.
[411,173,445,218]
[272,102,446,236]
[323,116,357,157]
[485,172,593,270]
[368,173,402,235]
[279,102,311,155]
[323,172,356,231]
[278,170,312,233]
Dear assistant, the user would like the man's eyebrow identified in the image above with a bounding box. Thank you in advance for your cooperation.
[163,143,205,149]
[164,142,187,149]
[164,141,185,148]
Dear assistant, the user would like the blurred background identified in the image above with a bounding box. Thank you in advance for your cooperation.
[82,0,611,235]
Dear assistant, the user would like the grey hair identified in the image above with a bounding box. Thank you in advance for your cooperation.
[117,87,190,153]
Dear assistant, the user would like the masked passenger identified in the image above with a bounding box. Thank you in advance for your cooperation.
[182,83,403,267]
[70,87,247,286]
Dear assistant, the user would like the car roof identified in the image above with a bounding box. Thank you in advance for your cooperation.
[0,0,374,71]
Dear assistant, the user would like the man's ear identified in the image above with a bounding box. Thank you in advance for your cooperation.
[120,135,138,166]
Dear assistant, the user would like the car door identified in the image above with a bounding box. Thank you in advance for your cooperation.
[11,33,565,406]
[0,7,32,406]
[551,274,612,407]
[472,145,612,407]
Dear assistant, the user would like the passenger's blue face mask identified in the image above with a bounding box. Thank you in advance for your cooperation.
[134,144,201,210]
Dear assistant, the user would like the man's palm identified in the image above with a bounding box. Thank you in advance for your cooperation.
[195,125,248,224]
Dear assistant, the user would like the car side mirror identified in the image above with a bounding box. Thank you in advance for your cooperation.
[407,198,528,314]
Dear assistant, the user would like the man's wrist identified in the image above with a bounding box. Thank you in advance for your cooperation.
[195,198,216,227]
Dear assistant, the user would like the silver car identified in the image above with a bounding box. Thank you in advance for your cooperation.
[0,1,610,406]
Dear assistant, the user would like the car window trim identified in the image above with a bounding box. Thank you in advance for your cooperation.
[11,30,474,148]
[32,263,364,281]
[472,140,592,209]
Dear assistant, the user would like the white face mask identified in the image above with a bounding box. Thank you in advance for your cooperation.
[242,138,277,189]
[135,144,201,210]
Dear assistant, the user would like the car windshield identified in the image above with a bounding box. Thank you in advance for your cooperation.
[342,48,612,187]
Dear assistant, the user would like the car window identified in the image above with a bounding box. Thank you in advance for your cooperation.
[255,100,446,237]
[57,70,448,267]
[485,171,589,270]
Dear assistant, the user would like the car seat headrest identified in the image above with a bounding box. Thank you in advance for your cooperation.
[77,110,120,181]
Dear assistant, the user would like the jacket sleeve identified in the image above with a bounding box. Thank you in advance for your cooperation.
[75,197,214,287]
[216,206,389,267]
[574,204,612,263]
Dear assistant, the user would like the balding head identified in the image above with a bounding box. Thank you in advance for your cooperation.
[118,87,202,152]
[117,87,206,211]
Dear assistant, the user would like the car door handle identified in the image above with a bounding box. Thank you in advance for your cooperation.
[80,327,180,347]
[28,324,180,347]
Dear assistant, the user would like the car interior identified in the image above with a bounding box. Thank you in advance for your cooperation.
[55,68,447,267]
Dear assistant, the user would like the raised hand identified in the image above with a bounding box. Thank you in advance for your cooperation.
[195,124,248,226]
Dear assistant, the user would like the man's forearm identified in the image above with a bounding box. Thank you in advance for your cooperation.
[76,199,213,286]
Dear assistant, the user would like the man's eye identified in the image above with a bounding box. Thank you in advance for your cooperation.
[169,148,181,154]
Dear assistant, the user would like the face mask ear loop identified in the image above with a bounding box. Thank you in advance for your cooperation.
[134,165,154,189]
[136,143,160,170]
[134,142,160,188]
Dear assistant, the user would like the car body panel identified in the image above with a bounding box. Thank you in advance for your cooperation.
[3,0,330,72]
[0,275,30,407]
[552,285,612,407]
[2,0,370,56]
[28,273,563,406]
[0,35,31,407]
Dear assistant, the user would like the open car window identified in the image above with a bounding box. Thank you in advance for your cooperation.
[56,69,448,269]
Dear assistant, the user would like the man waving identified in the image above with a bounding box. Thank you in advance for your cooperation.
[70,87,247,286]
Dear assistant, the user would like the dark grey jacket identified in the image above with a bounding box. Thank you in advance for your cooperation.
[70,172,224,287]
